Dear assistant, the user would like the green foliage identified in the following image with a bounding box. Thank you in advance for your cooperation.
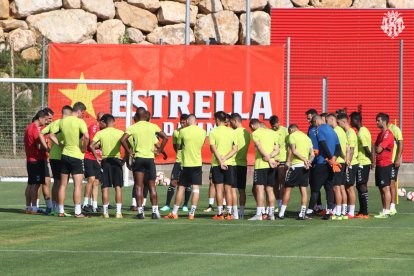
[120,31,131,44]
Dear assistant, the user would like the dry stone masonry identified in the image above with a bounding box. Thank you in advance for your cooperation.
[0,0,411,61]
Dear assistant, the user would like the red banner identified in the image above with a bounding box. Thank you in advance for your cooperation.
[49,44,285,164]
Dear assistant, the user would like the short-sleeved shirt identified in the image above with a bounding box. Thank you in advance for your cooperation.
[173,129,183,163]
[315,124,339,164]
[84,124,102,160]
[357,127,372,166]
[346,128,359,165]
[178,125,206,167]
[388,124,403,162]
[126,121,161,158]
[234,127,251,166]
[24,122,43,162]
[252,128,279,169]
[288,130,312,166]
[209,125,238,166]
[92,127,124,159]
[375,129,395,167]
[334,126,347,164]
[41,119,63,160]
[274,126,289,162]
[53,116,88,160]
[308,125,319,150]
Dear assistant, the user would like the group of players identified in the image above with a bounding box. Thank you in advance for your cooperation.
[23,102,403,220]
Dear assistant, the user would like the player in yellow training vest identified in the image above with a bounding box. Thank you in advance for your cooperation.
[388,121,403,215]
[121,107,168,219]
[50,102,89,218]
[165,114,206,220]
[90,114,126,219]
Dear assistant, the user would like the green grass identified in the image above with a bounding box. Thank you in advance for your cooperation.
[0,182,413,275]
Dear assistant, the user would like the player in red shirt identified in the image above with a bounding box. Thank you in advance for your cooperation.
[374,113,394,219]
[83,112,105,213]
[24,110,48,214]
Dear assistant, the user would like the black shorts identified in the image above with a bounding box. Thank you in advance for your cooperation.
[253,168,276,187]
[180,166,202,187]
[332,163,346,186]
[61,155,84,175]
[101,158,123,188]
[44,160,51,178]
[27,161,46,185]
[346,165,358,186]
[211,166,236,187]
[285,166,309,188]
[311,163,332,189]
[209,167,213,181]
[357,165,370,185]
[375,165,392,188]
[235,166,247,189]
[50,159,62,180]
[84,158,102,180]
[171,162,182,181]
[132,157,156,181]
[391,164,400,181]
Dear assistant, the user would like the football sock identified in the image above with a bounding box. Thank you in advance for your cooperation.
[335,205,341,216]
[390,203,396,211]
[172,205,179,215]
[46,199,53,209]
[152,205,159,214]
[116,203,122,214]
[383,209,390,215]
[226,206,232,215]
[93,201,98,210]
[223,198,227,206]
[83,197,89,207]
[233,206,238,217]
[74,204,81,215]
[165,186,176,206]
[277,200,282,208]
[138,207,144,214]
[279,205,287,217]
[132,197,137,207]
[256,207,262,216]
[184,187,192,206]
[36,199,40,208]
[349,205,355,216]
[265,206,270,215]
[269,206,275,217]
[208,198,214,205]
[189,205,197,215]
[103,204,109,214]
[59,204,64,214]
[239,206,245,216]
[142,198,147,207]
[217,206,223,215]
[342,204,347,215]
[299,205,306,218]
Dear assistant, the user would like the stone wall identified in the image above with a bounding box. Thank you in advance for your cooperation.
[0,0,413,61]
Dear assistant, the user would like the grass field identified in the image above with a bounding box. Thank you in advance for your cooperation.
[0,182,413,275]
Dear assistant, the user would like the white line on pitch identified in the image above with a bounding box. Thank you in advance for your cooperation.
[0,249,412,262]
[0,219,413,230]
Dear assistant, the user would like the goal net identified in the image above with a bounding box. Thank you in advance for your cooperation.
[0,77,133,186]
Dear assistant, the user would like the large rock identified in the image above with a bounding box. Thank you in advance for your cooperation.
[158,1,198,26]
[8,28,36,51]
[388,0,414,8]
[173,0,200,4]
[127,0,160,13]
[127,27,144,43]
[0,19,28,31]
[310,0,352,8]
[291,0,309,7]
[240,11,270,45]
[63,0,81,9]
[13,0,63,18]
[115,2,158,33]
[0,28,4,43]
[21,47,41,61]
[97,19,125,44]
[80,38,97,44]
[198,0,223,14]
[81,0,115,20]
[0,0,9,19]
[147,23,194,44]
[352,0,386,8]
[27,9,97,43]
[194,10,239,45]
[221,0,267,13]
[269,0,294,8]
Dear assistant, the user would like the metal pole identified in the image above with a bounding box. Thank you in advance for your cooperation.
[286,37,291,126]
[399,40,403,131]
[41,35,46,108]
[124,80,133,186]
[246,0,251,45]
[11,44,16,157]
[185,0,190,45]
[322,77,328,113]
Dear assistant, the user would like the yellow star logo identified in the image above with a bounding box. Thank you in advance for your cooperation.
[59,73,106,118]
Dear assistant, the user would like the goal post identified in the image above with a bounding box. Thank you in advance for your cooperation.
[0,77,134,186]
